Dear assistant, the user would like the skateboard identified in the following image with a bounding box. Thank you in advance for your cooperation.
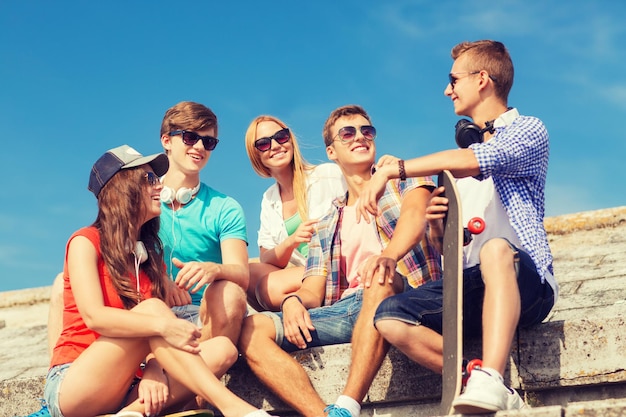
[98,410,213,417]
[438,170,464,415]
[438,171,486,414]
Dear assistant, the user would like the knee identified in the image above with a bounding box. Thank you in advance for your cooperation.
[479,238,514,263]
[50,273,64,305]
[375,319,406,344]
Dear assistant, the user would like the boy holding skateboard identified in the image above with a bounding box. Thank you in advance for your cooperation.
[239,104,442,417]
[357,40,558,413]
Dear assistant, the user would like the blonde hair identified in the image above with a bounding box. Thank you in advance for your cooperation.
[245,115,313,221]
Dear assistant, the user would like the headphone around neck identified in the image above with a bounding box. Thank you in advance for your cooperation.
[454,119,495,148]
[160,183,200,205]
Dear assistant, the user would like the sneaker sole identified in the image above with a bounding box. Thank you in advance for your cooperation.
[452,398,501,414]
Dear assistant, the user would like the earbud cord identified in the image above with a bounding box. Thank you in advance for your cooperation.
[133,251,141,293]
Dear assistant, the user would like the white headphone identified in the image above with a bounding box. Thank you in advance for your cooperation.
[133,241,149,264]
[160,183,200,205]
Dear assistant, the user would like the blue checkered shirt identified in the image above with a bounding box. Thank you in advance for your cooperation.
[304,176,443,306]
[469,109,553,282]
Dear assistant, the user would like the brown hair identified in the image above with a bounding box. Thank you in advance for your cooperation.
[93,168,167,309]
[160,101,218,137]
[451,40,514,102]
[245,115,314,221]
[322,105,372,146]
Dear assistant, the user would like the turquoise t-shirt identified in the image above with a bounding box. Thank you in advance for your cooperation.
[159,183,248,306]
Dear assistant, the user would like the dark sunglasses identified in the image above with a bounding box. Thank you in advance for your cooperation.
[169,130,219,151]
[254,128,291,152]
[335,125,377,143]
[448,71,498,88]
[143,171,160,186]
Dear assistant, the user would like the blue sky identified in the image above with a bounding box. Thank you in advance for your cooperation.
[1,1,624,292]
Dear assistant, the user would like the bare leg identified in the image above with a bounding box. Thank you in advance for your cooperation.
[341,275,402,403]
[239,313,326,417]
[376,320,443,373]
[479,238,521,375]
[254,265,304,311]
[47,273,64,357]
[200,280,248,343]
[59,298,258,417]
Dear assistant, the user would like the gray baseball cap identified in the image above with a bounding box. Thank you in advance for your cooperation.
[88,144,169,197]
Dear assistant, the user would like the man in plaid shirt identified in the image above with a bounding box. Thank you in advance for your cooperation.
[358,40,558,414]
[239,104,442,417]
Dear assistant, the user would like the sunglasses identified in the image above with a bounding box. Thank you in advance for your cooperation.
[169,130,219,151]
[335,125,377,144]
[448,71,498,88]
[254,128,291,152]
[143,171,160,187]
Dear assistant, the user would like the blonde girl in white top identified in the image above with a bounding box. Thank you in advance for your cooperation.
[244,115,347,311]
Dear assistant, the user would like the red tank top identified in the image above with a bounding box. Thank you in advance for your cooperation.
[50,226,154,368]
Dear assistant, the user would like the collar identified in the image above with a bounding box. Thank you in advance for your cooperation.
[493,107,519,128]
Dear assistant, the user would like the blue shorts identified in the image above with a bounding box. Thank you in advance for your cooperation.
[172,304,202,326]
[44,364,70,417]
[262,290,363,352]
[374,242,554,336]
[44,363,140,417]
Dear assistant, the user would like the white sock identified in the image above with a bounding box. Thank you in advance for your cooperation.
[480,367,504,383]
[243,410,272,417]
[335,395,361,417]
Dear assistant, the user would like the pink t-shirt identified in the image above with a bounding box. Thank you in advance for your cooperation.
[339,205,383,299]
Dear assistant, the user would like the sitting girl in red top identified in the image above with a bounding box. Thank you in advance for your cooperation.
[45,145,274,417]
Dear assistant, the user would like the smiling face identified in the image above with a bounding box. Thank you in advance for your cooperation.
[254,120,294,175]
[140,165,163,224]
[161,127,215,177]
[326,114,376,173]
[444,53,482,118]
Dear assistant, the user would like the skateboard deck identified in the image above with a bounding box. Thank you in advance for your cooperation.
[438,170,464,415]
[98,410,213,417]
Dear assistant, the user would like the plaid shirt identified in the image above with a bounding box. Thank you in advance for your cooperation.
[304,176,443,306]
[470,108,553,282]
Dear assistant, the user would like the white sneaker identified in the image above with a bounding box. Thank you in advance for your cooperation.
[452,369,528,414]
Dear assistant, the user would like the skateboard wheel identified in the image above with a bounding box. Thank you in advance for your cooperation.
[467,217,485,234]
[466,358,483,374]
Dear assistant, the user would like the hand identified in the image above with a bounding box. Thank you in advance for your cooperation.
[138,362,169,417]
[161,317,202,354]
[355,170,387,223]
[288,219,320,248]
[281,297,315,349]
[173,258,220,293]
[165,279,192,307]
[357,255,397,288]
[425,186,449,221]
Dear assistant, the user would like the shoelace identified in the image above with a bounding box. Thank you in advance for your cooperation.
[323,405,352,417]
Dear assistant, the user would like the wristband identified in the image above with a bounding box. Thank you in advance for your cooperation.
[280,294,303,311]
[398,159,406,181]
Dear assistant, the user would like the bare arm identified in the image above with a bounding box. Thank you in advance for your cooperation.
[259,219,319,268]
[69,236,200,351]
[359,186,431,287]
[173,238,250,292]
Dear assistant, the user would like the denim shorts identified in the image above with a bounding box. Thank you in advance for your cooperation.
[172,304,202,326]
[44,363,70,417]
[44,363,140,417]
[374,242,554,337]
[262,290,363,352]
